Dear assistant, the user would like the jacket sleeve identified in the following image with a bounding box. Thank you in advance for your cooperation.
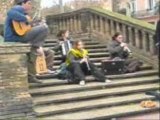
[52,42,61,52]
[108,42,123,55]
[7,9,27,22]
[68,53,81,63]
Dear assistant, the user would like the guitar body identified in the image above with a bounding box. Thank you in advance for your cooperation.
[12,20,31,36]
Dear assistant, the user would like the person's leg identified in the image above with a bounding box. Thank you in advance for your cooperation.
[24,24,48,47]
[44,49,55,70]
[68,62,86,84]
[88,61,107,82]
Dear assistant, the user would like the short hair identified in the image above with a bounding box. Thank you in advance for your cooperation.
[112,32,122,40]
[57,30,68,38]
[15,0,31,5]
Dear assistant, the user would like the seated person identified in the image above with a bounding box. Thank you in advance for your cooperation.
[108,32,143,73]
[66,40,111,85]
[54,30,72,63]
[4,0,54,83]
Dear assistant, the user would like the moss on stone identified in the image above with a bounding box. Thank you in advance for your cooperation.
[88,7,155,31]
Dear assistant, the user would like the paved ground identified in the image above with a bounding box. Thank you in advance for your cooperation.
[117,112,160,120]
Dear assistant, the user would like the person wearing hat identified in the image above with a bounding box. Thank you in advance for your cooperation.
[4,0,55,83]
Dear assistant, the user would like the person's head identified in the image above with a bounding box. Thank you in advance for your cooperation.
[73,40,84,50]
[112,32,123,43]
[15,0,32,11]
[57,30,69,40]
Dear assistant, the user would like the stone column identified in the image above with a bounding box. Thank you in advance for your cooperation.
[100,17,104,33]
[104,18,110,39]
[122,25,127,42]
[73,16,77,33]
[149,34,156,55]
[80,12,90,33]
[0,43,34,119]
[90,14,94,33]
[70,17,73,32]
[77,15,82,32]
[110,20,115,36]
[135,29,141,49]
[142,31,147,52]
[116,22,121,32]
[127,26,133,45]
[95,15,99,31]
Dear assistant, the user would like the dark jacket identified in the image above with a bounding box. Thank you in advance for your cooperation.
[108,40,129,59]
[4,5,27,42]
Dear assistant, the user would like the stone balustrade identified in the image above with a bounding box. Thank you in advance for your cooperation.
[0,43,35,119]
[47,7,157,57]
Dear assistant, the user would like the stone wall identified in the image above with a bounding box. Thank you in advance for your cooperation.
[0,43,35,119]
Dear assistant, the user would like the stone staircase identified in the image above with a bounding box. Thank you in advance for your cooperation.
[29,34,159,119]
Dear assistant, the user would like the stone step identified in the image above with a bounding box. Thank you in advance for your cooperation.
[54,52,109,60]
[30,75,158,88]
[30,76,159,96]
[35,93,155,117]
[33,83,159,105]
[36,68,157,80]
[45,44,107,49]
[52,62,152,71]
[42,101,159,119]
[45,41,100,45]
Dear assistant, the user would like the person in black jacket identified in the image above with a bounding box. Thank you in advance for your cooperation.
[108,32,143,73]
[53,30,72,63]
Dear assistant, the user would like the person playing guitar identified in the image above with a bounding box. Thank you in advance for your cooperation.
[4,0,49,83]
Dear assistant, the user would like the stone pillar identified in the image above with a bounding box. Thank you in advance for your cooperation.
[90,15,94,33]
[110,20,115,36]
[73,16,77,33]
[70,17,73,32]
[77,15,82,32]
[104,18,110,39]
[0,43,34,119]
[135,29,141,49]
[116,22,121,32]
[95,15,99,31]
[127,27,133,45]
[122,25,127,42]
[149,34,156,55]
[100,17,104,33]
[67,18,70,31]
[142,31,147,52]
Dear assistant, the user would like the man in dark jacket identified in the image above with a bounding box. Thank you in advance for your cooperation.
[108,33,143,73]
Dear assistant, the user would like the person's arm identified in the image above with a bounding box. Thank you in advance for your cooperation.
[52,41,62,52]
[68,53,82,63]
[7,9,27,22]
[108,42,123,55]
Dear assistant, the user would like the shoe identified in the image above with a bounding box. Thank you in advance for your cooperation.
[79,80,85,86]
[28,76,42,83]
[47,69,55,74]
[105,79,111,83]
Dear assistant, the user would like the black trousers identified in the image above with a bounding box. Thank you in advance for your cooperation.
[68,61,106,83]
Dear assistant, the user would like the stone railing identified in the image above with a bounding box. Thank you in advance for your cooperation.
[46,7,158,67]
[0,43,35,119]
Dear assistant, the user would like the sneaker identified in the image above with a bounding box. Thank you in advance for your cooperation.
[79,80,85,86]
[105,79,112,83]
[47,69,55,74]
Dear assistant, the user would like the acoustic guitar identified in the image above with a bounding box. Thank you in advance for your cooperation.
[12,20,32,36]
